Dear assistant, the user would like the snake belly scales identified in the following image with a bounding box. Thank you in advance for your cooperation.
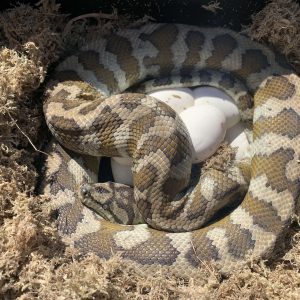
[41,23,300,278]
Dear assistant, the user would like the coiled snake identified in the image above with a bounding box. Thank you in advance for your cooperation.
[41,23,300,278]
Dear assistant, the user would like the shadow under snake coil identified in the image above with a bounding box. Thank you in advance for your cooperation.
[42,23,300,278]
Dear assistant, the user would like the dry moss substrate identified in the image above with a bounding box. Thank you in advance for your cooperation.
[245,0,300,72]
[0,0,300,299]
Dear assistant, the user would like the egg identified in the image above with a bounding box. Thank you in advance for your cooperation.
[180,104,227,163]
[225,122,251,160]
[193,86,240,128]
[148,87,194,114]
[111,157,133,186]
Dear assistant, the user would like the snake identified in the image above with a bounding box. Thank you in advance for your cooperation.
[41,23,300,278]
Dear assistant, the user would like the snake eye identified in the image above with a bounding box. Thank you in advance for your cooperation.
[80,185,90,197]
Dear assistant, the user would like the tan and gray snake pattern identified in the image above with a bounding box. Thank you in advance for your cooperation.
[41,23,300,278]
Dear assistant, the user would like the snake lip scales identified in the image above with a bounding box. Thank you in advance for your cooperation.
[41,23,300,278]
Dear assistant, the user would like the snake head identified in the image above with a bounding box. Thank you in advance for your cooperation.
[78,182,143,225]
[79,183,115,222]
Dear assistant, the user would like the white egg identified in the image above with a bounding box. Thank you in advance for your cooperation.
[180,104,226,163]
[148,87,194,114]
[193,86,240,128]
[225,122,250,160]
[112,157,133,166]
[111,157,133,186]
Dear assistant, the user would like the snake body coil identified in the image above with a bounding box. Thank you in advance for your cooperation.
[42,24,300,277]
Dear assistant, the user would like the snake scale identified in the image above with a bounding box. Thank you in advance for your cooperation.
[41,23,300,278]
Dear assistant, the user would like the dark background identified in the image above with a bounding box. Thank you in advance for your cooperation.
[0,0,271,30]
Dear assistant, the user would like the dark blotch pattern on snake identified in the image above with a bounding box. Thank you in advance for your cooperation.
[41,24,300,278]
